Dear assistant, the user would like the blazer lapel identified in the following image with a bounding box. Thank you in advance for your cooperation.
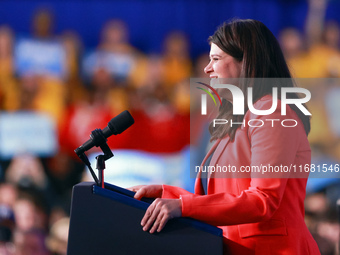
[201,139,221,169]
[207,136,230,190]
[194,139,221,195]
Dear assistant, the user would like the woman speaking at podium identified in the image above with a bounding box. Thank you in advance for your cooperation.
[130,19,320,254]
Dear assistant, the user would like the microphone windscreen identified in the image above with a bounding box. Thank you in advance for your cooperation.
[107,110,134,135]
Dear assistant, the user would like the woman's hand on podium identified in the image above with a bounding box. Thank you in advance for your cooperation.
[128,185,163,200]
[141,198,182,234]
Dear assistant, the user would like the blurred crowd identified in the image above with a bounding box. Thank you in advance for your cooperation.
[0,8,194,255]
[279,1,340,254]
[0,0,339,253]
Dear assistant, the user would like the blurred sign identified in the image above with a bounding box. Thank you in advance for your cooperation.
[326,86,340,136]
[0,112,58,159]
[82,50,135,82]
[14,37,67,79]
[87,149,189,189]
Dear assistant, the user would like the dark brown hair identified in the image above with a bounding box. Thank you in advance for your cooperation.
[208,19,311,141]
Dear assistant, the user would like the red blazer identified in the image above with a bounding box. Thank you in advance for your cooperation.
[162,96,320,255]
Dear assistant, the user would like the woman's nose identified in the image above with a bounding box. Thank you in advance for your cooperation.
[204,62,213,74]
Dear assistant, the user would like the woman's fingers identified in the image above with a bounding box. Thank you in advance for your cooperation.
[127,185,145,192]
[129,185,163,200]
[126,185,148,200]
[141,199,161,231]
[141,198,182,233]
[157,213,170,233]
[134,187,146,200]
[150,212,165,234]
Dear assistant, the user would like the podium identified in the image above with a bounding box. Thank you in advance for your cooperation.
[67,182,223,255]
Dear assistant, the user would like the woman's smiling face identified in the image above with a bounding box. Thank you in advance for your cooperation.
[204,43,243,101]
[204,43,243,79]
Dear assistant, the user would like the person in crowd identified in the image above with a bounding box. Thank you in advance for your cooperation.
[161,31,192,87]
[31,8,55,40]
[0,25,16,111]
[60,30,88,106]
[95,19,140,86]
[46,217,69,255]
[128,54,190,153]
[0,26,14,80]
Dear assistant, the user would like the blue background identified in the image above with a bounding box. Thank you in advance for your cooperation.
[1,0,340,57]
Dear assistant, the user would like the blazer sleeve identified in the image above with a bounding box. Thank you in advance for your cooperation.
[178,100,306,226]
[162,184,196,199]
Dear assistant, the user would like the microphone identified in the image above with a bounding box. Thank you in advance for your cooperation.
[74,110,134,156]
